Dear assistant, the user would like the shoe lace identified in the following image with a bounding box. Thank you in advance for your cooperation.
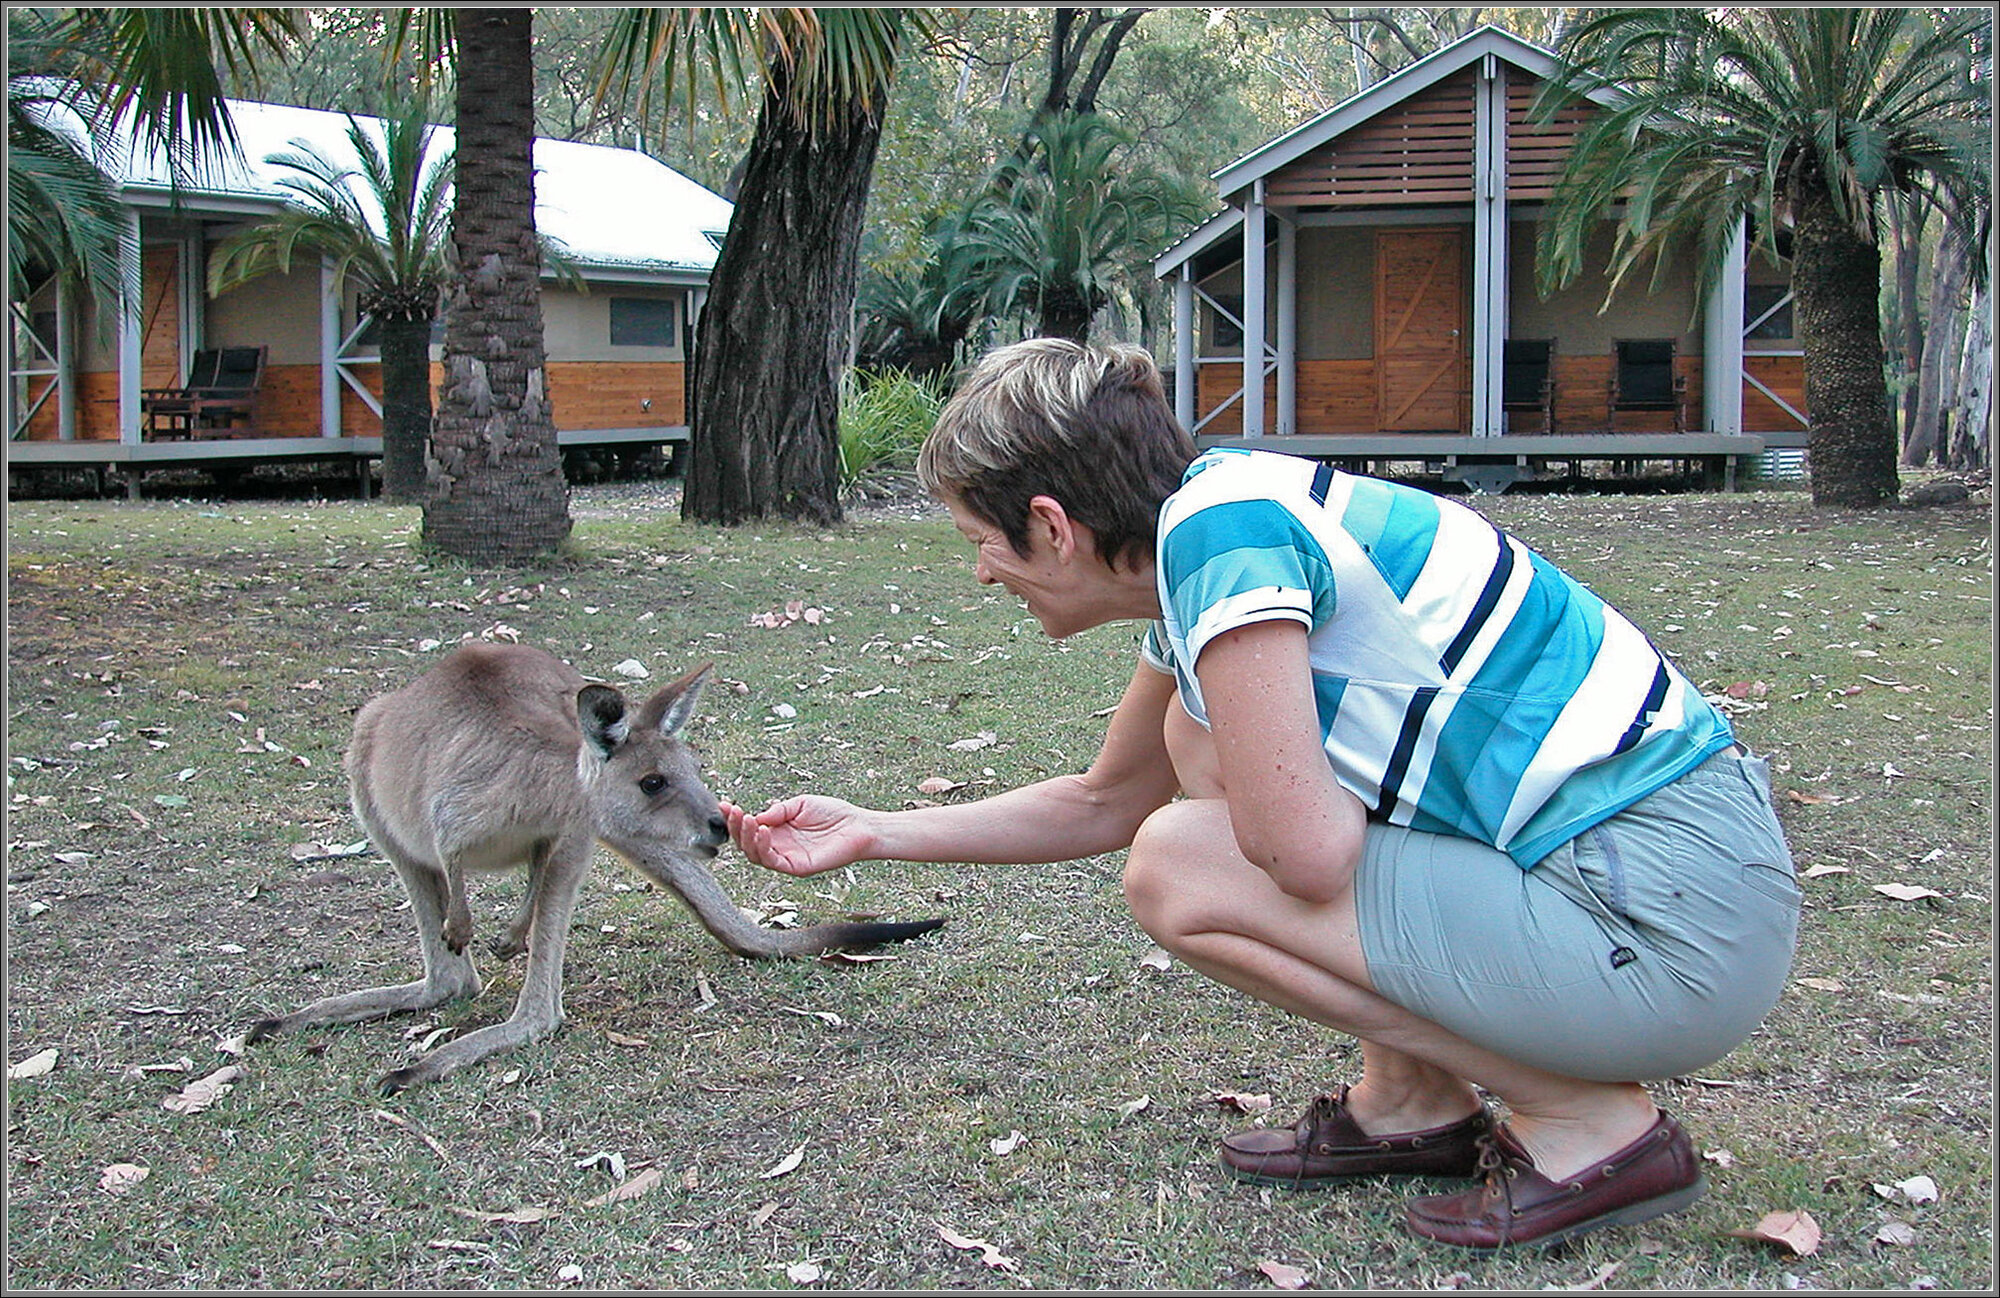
[1472,1132,1519,1237]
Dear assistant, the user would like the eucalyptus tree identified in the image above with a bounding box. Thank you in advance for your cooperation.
[1538,6,1992,507]
[206,97,453,501]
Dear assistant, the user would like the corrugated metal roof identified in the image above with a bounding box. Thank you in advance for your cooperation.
[74,94,734,278]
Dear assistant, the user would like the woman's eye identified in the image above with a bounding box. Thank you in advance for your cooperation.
[639,774,667,797]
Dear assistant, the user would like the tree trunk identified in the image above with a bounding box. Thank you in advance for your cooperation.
[1792,183,1901,507]
[1950,283,1991,471]
[1889,199,1926,455]
[377,312,433,502]
[682,60,891,526]
[1903,234,1971,467]
[422,7,571,561]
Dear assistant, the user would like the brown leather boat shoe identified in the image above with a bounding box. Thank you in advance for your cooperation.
[1404,1110,1705,1250]
[1220,1085,1491,1187]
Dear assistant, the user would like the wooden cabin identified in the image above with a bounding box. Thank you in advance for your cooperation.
[8,98,733,496]
[1153,27,1809,491]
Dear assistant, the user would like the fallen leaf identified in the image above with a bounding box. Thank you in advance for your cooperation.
[751,1201,782,1228]
[1801,863,1849,878]
[162,1064,241,1114]
[948,731,998,751]
[1138,947,1173,973]
[1703,1148,1736,1168]
[556,1263,584,1283]
[9,1047,58,1080]
[612,659,650,679]
[427,1239,492,1254]
[1874,1175,1940,1205]
[786,1261,824,1284]
[584,1166,664,1206]
[98,1162,150,1195]
[1213,1091,1274,1116]
[603,1030,649,1049]
[1873,883,1944,902]
[936,1223,1019,1273]
[1794,977,1846,992]
[1116,1095,1151,1123]
[448,1205,552,1225]
[989,1130,1025,1156]
[917,776,966,795]
[1874,1221,1919,1248]
[781,1007,844,1028]
[1551,1260,1623,1290]
[1255,1259,1310,1289]
[761,1141,808,1179]
[1786,790,1836,805]
[1731,1208,1821,1256]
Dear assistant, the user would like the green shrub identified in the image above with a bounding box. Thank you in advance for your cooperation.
[838,367,948,489]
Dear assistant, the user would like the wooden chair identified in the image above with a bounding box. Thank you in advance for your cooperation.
[1607,338,1686,431]
[141,349,224,440]
[186,346,267,436]
[1501,338,1556,432]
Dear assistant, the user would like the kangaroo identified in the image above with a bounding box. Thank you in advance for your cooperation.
[245,641,944,1093]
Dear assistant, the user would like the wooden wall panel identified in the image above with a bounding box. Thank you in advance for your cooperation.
[1505,73,1593,200]
[1196,360,1376,436]
[1268,69,1477,208]
[1743,355,1809,433]
[546,361,685,428]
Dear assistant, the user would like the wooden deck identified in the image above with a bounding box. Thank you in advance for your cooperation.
[7,425,688,499]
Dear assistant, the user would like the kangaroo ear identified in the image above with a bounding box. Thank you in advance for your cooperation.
[641,661,714,739]
[576,685,630,758]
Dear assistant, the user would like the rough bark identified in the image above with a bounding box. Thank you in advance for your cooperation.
[422,7,571,560]
[1791,183,1902,507]
[375,312,433,502]
[682,61,889,527]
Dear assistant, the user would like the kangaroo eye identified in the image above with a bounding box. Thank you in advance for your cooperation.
[638,774,668,797]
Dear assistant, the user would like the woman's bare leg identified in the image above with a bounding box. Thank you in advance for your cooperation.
[1126,789,1657,1181]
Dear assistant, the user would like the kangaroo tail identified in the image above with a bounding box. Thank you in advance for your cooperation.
[769,916,947,958]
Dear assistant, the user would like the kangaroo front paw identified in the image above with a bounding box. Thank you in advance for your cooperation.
[441,911,473,954]
[378,1064,422,1096]
[488,931,527,960]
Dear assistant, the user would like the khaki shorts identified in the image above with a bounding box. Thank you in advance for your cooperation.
[1355,748,1801,1082]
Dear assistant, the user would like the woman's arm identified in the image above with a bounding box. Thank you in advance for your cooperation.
[1194,619,1368,903]
[727,659,1183,876]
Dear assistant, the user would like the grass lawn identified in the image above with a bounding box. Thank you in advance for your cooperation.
[4,475,1991,1291]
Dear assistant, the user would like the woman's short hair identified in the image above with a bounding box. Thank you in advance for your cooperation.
[919,338,1197,572]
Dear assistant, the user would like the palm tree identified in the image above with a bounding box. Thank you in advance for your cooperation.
[206,98,454,502]
[951,110,1205,342]
[1537,7,1992,508]
[7,7,297,332]
[7,14,125,312]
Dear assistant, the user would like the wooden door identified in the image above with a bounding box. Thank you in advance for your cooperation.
[1375,229,1465,432]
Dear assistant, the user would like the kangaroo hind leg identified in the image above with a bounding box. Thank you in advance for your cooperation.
[245,842,481,1044]
[379,833,591,1094]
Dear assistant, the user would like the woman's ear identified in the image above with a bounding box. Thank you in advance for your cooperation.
[1026,495,1078,560]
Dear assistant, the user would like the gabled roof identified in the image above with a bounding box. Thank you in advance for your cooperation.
[65,95,734,281]
[1158,26,1616,277]
[1210,26,1573,201]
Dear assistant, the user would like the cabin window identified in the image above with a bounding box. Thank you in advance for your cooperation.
[610,296,678,347]
[1207,294,1245,351]
[1744,285,1794,341]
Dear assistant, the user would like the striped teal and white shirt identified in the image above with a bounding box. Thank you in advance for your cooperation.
[1143,448,1733,868]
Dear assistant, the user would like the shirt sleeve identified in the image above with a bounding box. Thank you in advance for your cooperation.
[1158,497,1335,668]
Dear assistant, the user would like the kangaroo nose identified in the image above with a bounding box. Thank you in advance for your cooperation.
[705,814,728,844]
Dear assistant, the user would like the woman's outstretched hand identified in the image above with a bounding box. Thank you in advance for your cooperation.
[720,795,876,877]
